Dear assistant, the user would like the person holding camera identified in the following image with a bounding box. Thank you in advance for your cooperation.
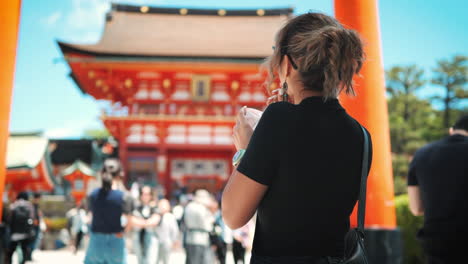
[222,12,372,264]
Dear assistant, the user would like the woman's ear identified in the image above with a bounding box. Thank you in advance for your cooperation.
[281,55,292,78]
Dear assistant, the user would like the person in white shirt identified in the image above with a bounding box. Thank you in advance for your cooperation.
[155,199,179,264]
[70,202,88,254]
[183,189,214,264]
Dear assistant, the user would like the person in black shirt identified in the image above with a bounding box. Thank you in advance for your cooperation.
[222,12,371,264]
[407,115,468,264]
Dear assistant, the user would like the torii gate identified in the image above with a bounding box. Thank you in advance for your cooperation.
[0,0,398,260]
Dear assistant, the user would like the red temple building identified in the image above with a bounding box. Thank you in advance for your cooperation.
[6,133,54,199]
[58,4,292,195]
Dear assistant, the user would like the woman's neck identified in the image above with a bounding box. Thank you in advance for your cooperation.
[291,89,323,104]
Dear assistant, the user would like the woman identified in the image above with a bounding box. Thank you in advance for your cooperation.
[70,201,88,254]
[155,199,179,264]
[84,171,134,264]
[132,186,161,264]
[85,168,150,264]
[222,12,372,264]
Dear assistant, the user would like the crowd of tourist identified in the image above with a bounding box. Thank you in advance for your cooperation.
[2,113,466,264]
[1,159,253,264]
[63,158,252,264]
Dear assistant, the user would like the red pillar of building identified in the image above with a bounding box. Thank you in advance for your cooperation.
[0,0,22,220]
[335,0,402,262]
[118,120,129,184]
[335,0,396,229]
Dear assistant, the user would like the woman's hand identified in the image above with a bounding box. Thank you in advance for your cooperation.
[266,88,283,105]
[233,106,253,151]
[267,88,292,105]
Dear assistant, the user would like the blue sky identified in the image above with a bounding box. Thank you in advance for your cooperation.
[9,0,468,138]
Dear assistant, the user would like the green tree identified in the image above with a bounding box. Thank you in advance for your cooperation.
[392,153,412,195]
[386,65,438,199]
[386,65,429,153]
[387,94,437,154]
[431,55,468,128]
[386,65,426,122]
[83,129,110,139]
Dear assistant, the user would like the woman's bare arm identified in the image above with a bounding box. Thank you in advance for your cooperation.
[222,169,268,230]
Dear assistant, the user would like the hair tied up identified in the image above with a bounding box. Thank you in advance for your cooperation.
[264,12,365,99]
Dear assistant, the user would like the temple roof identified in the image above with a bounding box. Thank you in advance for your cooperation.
[50,139,95,165]
[58,4,292,59]
[61,160,96,178]
[7,134,49,169]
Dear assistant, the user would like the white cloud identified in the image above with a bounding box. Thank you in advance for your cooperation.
[65,0,169,30]
[60,0,168,43]
[45,118,104,139]
[45,127,82,139]
[66,0,110,30]
[60,30,101,44]
[43,11,63,27]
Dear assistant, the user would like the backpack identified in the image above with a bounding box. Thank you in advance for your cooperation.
[11,201,34,236]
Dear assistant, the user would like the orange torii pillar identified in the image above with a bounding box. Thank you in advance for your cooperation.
[335,0,402,262]
[0,0,22,221]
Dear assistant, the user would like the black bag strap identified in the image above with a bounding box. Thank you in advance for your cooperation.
[357,125,370,233]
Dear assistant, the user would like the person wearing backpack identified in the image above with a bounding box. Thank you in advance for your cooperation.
[6,192,35,264]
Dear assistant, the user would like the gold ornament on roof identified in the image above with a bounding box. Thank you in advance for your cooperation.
[257,9,265,16]
[140,6,149,13]
[102,85,109,92]
[163,79,171,89]
[96,79,103,87]
[124,78,133,88]
[231,81,240,91]
[180,8,188,15]
[88,71,95,79]
[218,9,226,16]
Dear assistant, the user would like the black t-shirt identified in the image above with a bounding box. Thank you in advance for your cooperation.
[237,97,372,257]
[408,134,468,240]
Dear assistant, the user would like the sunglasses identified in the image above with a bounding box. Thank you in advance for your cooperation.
[272,46,298,70]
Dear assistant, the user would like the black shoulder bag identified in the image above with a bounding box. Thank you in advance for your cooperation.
[342,125,370,264]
